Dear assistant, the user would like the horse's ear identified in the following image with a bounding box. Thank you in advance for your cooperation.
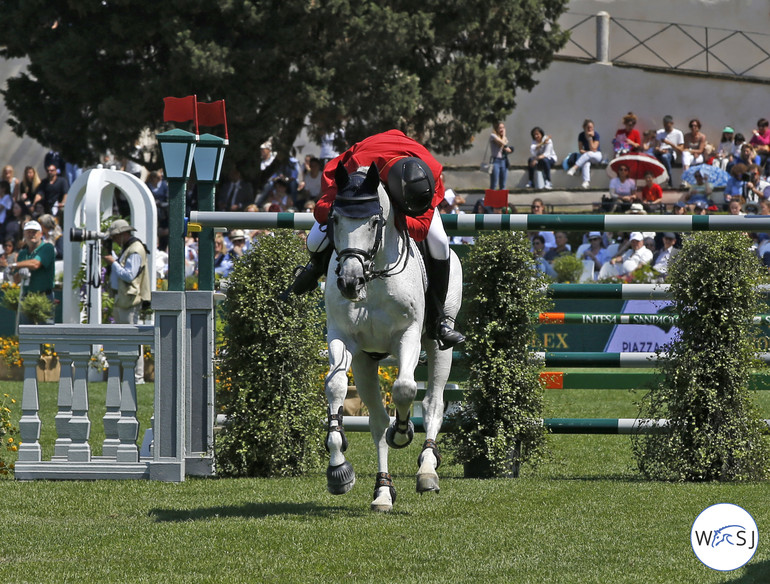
[335,161,349,190]
[362,164,380,194]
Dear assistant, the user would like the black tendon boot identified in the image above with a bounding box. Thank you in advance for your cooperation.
[426,257,465,350]
[281,245,332,299]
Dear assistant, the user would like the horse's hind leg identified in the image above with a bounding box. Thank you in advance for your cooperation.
[351,353,395,511]
[325,337,355,495]
[416,336,452,493]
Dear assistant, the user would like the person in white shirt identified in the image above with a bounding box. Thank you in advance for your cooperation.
[527,127,557,189]
[598,232,653,279]
[652,232,679,278]
[654,115,684,189]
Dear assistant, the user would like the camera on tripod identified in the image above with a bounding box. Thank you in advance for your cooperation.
[70,228,113,255]
[70,227,108,242]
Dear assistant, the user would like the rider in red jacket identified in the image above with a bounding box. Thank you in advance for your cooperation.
[286,130,464,349]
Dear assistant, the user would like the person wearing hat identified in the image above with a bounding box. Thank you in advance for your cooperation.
[692,200,709,215]
[104,219,150,383]
[598,232,653,280]
[0,219,56,322]
[284,129,464,349]
[226,229,248,260]
[714,127,736,171]
[578,231,611,273]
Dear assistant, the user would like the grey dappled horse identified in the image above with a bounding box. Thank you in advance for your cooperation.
[323,164,462,511]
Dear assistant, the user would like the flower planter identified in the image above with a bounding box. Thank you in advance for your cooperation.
[37,355,60,383]
[144,361,155,382]
[0,360,23,381]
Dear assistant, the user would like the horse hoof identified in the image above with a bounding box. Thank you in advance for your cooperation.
[416,472,440,493]
[370,497,393,512]
[327,461,355,495]
[371,472,396,511]
[385,418,414,449]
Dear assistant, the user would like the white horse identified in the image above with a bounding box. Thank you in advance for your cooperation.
[323,163,462,512]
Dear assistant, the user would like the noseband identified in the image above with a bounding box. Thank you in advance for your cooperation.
[331,204,410,283]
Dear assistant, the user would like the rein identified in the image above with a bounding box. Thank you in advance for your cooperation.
[332,204,412,283]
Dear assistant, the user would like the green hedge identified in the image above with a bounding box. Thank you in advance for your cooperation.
[444,232,550,476]
[215,232,327,477]
[633,231,770,481]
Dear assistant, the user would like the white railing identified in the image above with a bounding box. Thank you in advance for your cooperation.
[559,11,770,81]
[14,324,154,480]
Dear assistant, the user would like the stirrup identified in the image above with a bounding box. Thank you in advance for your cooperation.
[436,320,465,351]
[325,406,348,453]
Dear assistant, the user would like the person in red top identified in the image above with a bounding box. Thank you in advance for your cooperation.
[613,112,641,157]
[749,117,770,177]
[639,171,663,211]
[286,129,464,349]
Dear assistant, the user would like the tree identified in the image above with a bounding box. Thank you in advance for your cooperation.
[0,0,569,174]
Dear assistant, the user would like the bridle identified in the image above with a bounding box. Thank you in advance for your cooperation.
[331,202,411,283]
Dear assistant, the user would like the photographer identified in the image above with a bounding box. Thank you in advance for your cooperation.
[104,219,150,384]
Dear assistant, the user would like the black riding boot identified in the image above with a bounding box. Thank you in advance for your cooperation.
[281,245,332,298]
[426,257,465,350]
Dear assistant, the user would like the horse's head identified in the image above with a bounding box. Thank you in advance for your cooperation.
[330,162,392,302]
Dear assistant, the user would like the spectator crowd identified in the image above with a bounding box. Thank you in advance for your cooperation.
[3,116,770,297]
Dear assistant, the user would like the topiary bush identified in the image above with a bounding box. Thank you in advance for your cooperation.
[551,254,583,283]
[632,231,770,481]
[444,231,550,477]
[215,231,327,477]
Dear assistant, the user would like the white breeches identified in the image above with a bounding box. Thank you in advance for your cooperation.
[426,210,450,261]
[307,222,329,253]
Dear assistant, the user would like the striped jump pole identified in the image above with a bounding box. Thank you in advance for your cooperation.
[342,416,770,434]
[547,283,770,299]
[538,351,770,367]
[536,312,770,326]
[441,213,770,233]
[188,211,770,234]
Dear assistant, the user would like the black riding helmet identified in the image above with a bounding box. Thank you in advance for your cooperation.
[386,157,435,216]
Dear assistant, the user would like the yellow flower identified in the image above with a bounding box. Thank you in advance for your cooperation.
[7,437,13,443]
[10,445,17,452]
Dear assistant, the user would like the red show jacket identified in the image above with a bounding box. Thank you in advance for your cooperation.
[315,130,444,241]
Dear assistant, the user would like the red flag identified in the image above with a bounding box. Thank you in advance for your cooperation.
[484,189,509,208]
[163,95,198,134]
[197,99,228,140]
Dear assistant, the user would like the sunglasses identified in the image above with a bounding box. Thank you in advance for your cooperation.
[618,167,629,172]
[589,237,601,241]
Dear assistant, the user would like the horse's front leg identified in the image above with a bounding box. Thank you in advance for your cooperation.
[385,325,423,449]
[325,335,355,495]
[351,353,395,512]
